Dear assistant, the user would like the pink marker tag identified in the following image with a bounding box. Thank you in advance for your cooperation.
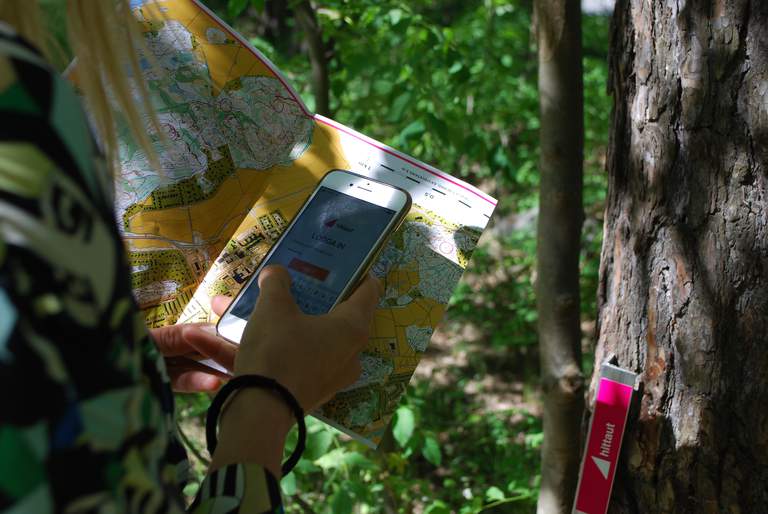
[573,363,636,514]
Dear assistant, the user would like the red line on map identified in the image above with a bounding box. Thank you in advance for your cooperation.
[192,0,312,117]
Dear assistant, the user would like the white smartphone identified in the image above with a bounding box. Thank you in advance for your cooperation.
[216,169,412,344]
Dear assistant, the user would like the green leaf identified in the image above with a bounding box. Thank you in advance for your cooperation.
[304,429,333,460]
[399,120,425,142]
[373,79,393,96]
[486,486,506,502]
[317,8,341,21]
[313,448,375,471]
[248,36,275,56]
[426,114,449,142]
[342,451,376,470]
[388,92,413,123]
[182,481,200,499]
[294,458,320,474]
[393,406,415,447]
[314,447,347,470]
[227,0,249,18]
[280,472,296,496]
[524,431,544,449]
[424,500,451,514]
[347,479,372,501]
[388,8,403,25]
[330,486,354,514]
[421,434,442,466]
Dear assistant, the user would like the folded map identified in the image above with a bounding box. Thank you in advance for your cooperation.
[119,0,497,446]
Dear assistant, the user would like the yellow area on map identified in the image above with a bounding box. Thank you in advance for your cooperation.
[178,121,350,321]
[117,0,324,327]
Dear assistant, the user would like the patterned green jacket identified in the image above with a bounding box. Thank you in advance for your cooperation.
[0,23,282,514]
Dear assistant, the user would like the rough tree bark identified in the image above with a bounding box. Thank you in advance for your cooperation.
[534,1,585,513]
[293,0,331,117]
[594,1,768,512]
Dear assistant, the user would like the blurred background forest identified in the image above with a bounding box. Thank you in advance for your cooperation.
[172,0,613,512]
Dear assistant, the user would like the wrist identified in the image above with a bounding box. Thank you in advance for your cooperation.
[232,364,302,408]
[210,387,295,477]
[220,387,295,434]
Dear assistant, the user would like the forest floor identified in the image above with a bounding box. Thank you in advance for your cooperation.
[415,320,542,418]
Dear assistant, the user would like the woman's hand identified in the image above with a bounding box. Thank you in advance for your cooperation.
[233,264,383,412]
[209,264,383,477]
[150,323,236,393]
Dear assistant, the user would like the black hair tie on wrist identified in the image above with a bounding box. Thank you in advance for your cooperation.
[206,374,306,476]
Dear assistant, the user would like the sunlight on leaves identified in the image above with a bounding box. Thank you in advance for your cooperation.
[393,405,415,447]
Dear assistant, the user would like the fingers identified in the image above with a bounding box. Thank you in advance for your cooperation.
[252,265,299,317]
[182,324,237,370]
[149,325,190,356]
[211,295,233,316]
[152,323,237,372]
[317,275,382,364]
[331,274,382,334]
[170,369,222,393]
[345,274,384,314]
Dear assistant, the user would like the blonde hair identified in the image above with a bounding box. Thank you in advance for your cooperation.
[0,0,160,172]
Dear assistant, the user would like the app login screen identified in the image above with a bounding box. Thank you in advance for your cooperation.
[232,187,396,318]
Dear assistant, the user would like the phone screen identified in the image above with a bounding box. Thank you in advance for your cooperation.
[230,186,397,318]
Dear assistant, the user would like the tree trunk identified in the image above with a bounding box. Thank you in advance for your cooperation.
[265,0,298,57]
[535,1,585,513]
[595,1,768,512]
[293,0,331,117]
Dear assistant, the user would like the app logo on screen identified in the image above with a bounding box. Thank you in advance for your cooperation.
[323,218,354,232]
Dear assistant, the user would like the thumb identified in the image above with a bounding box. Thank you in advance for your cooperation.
[252,265,299,317]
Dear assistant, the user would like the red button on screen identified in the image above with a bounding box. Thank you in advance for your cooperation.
[289,257,330,281]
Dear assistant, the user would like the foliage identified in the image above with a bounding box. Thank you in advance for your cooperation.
[179,377,543,513]
[182,1,612,512]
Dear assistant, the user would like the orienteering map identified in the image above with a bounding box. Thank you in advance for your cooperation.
[120,0,313,327]
[119,0,497,446]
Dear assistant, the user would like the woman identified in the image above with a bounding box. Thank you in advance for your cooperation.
[0,1,381,512]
